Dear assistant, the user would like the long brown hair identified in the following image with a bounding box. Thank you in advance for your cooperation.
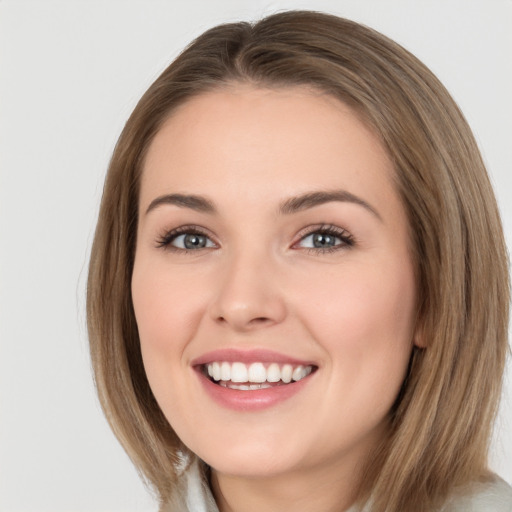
[87,11,509,511]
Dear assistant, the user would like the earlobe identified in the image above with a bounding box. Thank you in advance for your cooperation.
[412,318,427,349]
[413,334,427,349]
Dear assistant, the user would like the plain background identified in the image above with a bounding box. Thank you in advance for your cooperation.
[1,1,511,510]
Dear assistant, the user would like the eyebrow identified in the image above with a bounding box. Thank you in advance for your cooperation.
[145,194,216,215]
[279,190,381,220]
[145,189,381,220]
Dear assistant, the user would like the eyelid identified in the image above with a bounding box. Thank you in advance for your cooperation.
[155,223,354,253]
[155,224,218,251]
[292,224,355,251]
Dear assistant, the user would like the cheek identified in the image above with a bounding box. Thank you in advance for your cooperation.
[297,258,416,393]
[131,260,203,379]
[305,258,414,331]
[130,260,208,420]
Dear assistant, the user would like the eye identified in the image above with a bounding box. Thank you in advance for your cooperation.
[295,225,354,252]
[172,233,215,249]
[156,227,216,251]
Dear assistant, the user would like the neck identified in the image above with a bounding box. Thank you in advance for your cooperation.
[210,455,364,512]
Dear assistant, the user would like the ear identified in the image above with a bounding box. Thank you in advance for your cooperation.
[412,315,427,349]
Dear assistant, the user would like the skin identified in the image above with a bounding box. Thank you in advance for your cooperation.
[132,85,420,512]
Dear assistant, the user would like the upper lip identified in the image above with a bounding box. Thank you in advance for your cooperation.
[191,348,317,367]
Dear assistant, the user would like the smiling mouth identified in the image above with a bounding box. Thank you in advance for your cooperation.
[201,361,317,390]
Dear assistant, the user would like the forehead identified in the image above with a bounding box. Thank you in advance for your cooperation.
[140,85,397,215]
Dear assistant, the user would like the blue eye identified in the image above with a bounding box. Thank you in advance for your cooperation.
[296,226,354,252]
[300,232,340,248]
[172,233,215,249]
[157,228,216,251]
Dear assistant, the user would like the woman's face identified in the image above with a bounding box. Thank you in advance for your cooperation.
[132,86,419,479]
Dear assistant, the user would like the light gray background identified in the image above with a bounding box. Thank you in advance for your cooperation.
[1,1,511,510]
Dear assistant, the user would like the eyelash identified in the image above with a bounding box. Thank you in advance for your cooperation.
[155,225,215,252]
[155,224,355,254]
[294,224,355,254]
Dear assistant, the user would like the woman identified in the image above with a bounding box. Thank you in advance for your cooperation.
[87,10,512,512]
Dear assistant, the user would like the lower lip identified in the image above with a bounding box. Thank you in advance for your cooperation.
[195,370,313,411]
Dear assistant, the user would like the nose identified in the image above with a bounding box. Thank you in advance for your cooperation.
[208,250,287,332]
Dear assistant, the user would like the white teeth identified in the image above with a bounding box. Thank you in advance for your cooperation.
[248,362,267,383]
[249,383,272,390]
[266,363,281,382]
[221,382,273,390]
[292,365,313,381]
[292,365,305,381]
[229,383,250,390]
[231,362,248,383]
[281,364,293,383]
[206,361,314,386]
[221,362,231,381]
[212,362,221,381]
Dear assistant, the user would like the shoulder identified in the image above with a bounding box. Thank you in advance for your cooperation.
[350,478,512,512]
[164,464,512,512]
[441,477,512,512]
[159,456,219,512]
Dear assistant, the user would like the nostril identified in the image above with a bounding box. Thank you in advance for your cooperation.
[249,317,272,325]
[215,315,271,324]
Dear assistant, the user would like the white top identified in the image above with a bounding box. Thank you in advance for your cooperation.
[173,458,512,512]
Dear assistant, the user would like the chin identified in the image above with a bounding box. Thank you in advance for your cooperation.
[187,434,304,477]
